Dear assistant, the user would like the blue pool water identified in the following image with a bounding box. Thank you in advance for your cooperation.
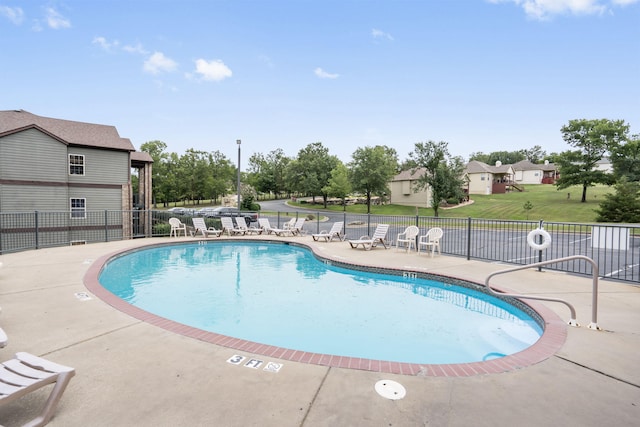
[99,242,542,364]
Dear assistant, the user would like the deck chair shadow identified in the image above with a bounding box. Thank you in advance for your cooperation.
[418,227,443,257]
[0,351,75,427]
[312,221,345,242]
[348,224,389,250]
[396,225,419,252]
[192,217,222,238]
[169,217,187,237]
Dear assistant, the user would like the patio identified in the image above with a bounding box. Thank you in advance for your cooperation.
[0,236,638,426]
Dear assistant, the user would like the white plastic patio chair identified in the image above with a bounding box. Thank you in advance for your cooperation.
[396,225,419,252]
[169,217,187,237]
[418,227,443,257]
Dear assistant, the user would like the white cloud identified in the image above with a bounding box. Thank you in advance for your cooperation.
[193,59,232,81]
[143,52,178,74]
[314,67,339,79]
[44,7,70,29]
[0,6,24,24]
[92,36,119,52]
[487,0,638,19]
[371,28,394,41]
[123,43,148,55]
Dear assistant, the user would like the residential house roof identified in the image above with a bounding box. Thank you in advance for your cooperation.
[392,168,426,181]
[0,109,135,152]
[464,160,513,174]
[512,159,557,172]
[131,151,154,163]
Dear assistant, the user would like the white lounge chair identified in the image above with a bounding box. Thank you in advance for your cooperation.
[258,218,276,234]
[418,227,443,257]
[192,217,222,238]
[396,225,419,252]
[312,221,345,242]
[220,217,245,236]
[0,352,75,427]
[290,218,306,236]
[0,327,6,348]
[348,224,389,250]
[233,217,262,235]
[169,217,187,237]
[272,218,296,236]
[281,218,296,230]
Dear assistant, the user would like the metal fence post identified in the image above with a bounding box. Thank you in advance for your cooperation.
[105,210,109,242]
[35,210,40,249]
[467,217,471,260]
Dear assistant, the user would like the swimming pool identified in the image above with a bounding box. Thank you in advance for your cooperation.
[97,241,543,365]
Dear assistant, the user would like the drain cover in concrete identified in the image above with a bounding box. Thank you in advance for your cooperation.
[375,380,406,400]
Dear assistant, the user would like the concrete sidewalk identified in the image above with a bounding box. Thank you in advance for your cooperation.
[0,236,639,426]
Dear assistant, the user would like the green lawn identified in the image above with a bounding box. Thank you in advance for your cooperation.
[297,184,614,223]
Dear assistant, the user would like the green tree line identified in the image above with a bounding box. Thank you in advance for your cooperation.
[141,118,639,222]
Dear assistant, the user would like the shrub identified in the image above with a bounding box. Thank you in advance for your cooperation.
[154,223,171,236]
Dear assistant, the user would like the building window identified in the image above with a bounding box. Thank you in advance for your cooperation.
[69,154,85,175]
[480,174,485,181]
[70,198,86,219]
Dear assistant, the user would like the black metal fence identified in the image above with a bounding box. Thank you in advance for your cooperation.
[1,210,638,284]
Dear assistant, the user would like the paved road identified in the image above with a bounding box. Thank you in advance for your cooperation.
[255,200,640,283]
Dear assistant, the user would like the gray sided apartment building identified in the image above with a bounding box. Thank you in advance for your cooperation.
[0,110,152,251]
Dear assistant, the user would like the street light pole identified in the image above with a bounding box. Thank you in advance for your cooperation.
[236,139,241,208]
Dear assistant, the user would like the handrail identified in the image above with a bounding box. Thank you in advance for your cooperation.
[483,255,601,330]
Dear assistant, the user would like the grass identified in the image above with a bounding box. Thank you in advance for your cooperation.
[296,184,614,223]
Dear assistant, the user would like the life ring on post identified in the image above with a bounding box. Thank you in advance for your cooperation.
[527,228,551,251]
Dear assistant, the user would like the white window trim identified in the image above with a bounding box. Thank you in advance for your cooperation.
[70,198,86,219]
[69,154,85,176]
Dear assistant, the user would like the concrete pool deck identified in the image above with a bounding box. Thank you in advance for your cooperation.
[0,235,639,426]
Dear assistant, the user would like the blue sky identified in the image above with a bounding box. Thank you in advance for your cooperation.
[1,0,638,166]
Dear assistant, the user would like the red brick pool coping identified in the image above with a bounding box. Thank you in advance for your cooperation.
[83,242,567,377]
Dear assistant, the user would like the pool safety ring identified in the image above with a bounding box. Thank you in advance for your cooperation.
[527,228,551,251]
[375,380,406,400]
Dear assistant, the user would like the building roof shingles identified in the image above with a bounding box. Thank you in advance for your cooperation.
[0,109,135,152]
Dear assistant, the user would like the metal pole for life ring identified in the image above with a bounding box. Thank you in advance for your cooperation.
[537,219,544,271]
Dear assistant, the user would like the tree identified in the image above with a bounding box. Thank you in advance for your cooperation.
[208,150,235,203]
[348,145,398,214]
[521,145,547,163]
[140,140,170,207]
[247,149,291,198]
[610,134,640,182]
[555,119,629,202]
[322,163,352,210]
[287,142,339,207]
[179,149,213,203]
[469,150,525,165]
[595,177,640,223]
[409,141,465,217]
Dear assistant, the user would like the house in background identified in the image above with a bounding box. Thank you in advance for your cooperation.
[595,157,613,174]
[512,159,558,185]
[464,160,519,195]
[389,168,432,208]
[0,110,153,246]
